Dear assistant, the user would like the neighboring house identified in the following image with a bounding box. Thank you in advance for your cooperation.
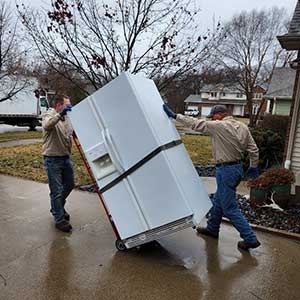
[184,83,265,117]
[277,0,300,197]
[264,67,296,116]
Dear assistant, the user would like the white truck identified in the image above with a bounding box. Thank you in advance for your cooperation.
[0,81,49,131]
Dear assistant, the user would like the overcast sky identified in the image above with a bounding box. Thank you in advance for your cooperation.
[19,0,297,28]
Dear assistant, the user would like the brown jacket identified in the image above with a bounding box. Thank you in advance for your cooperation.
[176,114,259,167]
[42,108,73,156]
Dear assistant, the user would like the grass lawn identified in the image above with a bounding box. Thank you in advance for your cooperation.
[0,135,213,186]
[0,131,42,142]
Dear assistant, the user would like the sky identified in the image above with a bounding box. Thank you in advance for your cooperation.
[19,0,297,27]
[197,0,297,28]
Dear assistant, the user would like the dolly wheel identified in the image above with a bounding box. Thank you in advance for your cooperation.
[115,239,127,251]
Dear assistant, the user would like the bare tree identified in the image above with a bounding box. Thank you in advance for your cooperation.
[18,0,222,95]
[0,1,30,102]
[217,7,290,127]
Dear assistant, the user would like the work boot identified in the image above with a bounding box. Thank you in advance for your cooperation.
[196,227,219,239]
[64,210,70,221]
[50,209,70,221]
[55,220,72,233]
[238,240,261,251]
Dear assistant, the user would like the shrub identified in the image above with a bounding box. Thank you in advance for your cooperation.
[260,114,289,137]
[247,168,295,189]
[242,128,285,170]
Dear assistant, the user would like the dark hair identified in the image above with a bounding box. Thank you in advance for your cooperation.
[49,94,69,108]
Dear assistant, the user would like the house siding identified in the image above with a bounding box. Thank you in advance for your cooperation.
[275,101,291,115]
[291,113,300,171]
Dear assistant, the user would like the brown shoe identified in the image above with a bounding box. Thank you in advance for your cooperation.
[196,227,219,238]
[55,220,72,232]
[238,240,261,251]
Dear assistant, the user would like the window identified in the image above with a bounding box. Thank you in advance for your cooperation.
[39,96,49,108]
[236,93,243,98]
[252,104,259,115]
[210,92,217,98]
[254,93,263,99]
[221,92,226,97]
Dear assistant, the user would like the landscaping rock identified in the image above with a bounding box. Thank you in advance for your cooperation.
[195,165,215,177]
[237,194,300,233]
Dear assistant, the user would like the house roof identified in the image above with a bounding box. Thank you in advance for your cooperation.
[184,94,246,105]
[200,83,241,93]
[277,1,300,50]
[184,94,205,103]
[289,0,300,35]
[265,68,296,99]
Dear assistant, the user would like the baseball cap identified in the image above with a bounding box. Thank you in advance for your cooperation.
[207,105,228,118]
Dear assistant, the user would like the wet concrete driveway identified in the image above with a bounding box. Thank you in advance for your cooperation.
[0,174,299,300]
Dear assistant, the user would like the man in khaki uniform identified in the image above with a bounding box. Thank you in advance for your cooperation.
[163,104,261,250]
[42,95,74,232]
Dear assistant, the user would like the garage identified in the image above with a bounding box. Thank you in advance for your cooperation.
[233,105,244,116]
[201,106,213,116]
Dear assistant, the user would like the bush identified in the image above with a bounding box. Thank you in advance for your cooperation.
[247,168,295,189]
[242,128,285,170]
[260,115,289,137]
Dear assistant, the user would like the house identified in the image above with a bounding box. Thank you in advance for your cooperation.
[277,0,300,197]
[264,67,296,116]
[184,83,266,117]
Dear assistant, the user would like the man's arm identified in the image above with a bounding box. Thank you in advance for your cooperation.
[176,114,213,134]
[163,104,217,135]
[42,112,61,131]
[246,130,259,167]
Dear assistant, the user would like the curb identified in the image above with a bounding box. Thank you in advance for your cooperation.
[222,218,300,242]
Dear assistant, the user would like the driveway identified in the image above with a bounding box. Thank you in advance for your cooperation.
[0,175,299,300]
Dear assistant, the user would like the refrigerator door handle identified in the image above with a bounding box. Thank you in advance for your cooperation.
[102,129,124,173]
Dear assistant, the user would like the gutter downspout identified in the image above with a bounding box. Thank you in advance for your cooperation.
[284,51,300,171]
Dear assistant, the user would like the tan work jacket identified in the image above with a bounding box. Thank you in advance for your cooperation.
[42,108,73,157]
[176,115,259,167]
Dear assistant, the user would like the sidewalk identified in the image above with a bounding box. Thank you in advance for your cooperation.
[0,174,299,300]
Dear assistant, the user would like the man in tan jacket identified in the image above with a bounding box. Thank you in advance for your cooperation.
[163,104,261,250]
[42,95,74,232]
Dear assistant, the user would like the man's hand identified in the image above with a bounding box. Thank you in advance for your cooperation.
[60,105,72,117]
[163,104,176,119]
[246,166,259,179]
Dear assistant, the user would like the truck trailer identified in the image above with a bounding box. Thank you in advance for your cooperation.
[0,80,49,131]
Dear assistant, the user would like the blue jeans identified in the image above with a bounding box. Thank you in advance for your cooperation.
[207,164,257,243]
[43,156,75,224]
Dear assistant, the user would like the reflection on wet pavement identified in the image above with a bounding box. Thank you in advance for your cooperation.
[1,175,300,300]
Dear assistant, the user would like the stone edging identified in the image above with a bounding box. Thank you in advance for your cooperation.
[222,218,300,242]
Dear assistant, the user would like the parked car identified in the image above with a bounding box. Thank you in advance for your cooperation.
[184,107,199,116]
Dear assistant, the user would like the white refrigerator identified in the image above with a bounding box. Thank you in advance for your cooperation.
[69,72,211,250]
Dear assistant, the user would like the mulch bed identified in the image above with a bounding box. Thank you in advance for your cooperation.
[237,195,300,234]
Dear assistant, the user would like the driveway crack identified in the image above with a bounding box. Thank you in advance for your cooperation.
[0,273,7,286]
[249,291,264,300]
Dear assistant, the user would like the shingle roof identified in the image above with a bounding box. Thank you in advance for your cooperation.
[184,94,246,105]
[265,68,296,99]
[200,83,241,93]
[289,0,300,35]
[184,94,205,103]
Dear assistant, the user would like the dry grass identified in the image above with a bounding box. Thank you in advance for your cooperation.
[181,134,213,165]
[0,142,90,186]
[0,131,42,143]
[0,134,213,185]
